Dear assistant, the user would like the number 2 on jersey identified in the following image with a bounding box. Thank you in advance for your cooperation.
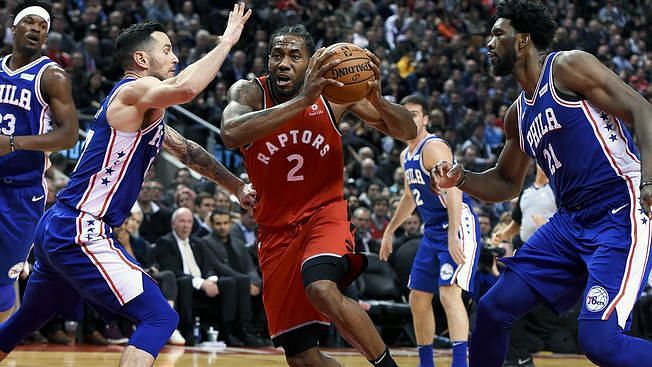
[0,113,16,135]
[412,189,424,206]
[543,143,562,175]
[287,154,304,182]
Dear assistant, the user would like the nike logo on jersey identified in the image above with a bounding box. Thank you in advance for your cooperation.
[442,223,449,229]
[31,195,44,202]
[518,357,532,365]
[611,203,629,214]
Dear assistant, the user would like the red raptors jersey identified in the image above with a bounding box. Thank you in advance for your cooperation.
[241,76,345,227]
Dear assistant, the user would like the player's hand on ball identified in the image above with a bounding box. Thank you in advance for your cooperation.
[300,48,343,103]
[237,183,257,211]
[641,184,652,218]
[430,161,464,194]
[448,235,466,265]
[363,49,382,104]
[379,232,394,262]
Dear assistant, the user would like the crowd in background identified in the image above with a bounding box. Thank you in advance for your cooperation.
[3,0,652,353]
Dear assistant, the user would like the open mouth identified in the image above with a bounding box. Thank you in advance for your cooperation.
[277,74,291,86]
[26,34,40,43]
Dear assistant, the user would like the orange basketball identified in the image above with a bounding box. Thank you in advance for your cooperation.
[320,43,375,104]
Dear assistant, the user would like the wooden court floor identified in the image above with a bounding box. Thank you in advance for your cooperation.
[0,345,596,366]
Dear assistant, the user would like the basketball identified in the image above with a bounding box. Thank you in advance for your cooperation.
[320,43,376,104]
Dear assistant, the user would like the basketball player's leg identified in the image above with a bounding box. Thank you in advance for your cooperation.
[303,257,396,366]
[469,270,542,367]
[279,325,343,367]
[0,185,44,322]
[0,259,81,359]
[575,207,652,367]
[117,273,178,367]
[406,236,439,367]
[439,285,469,366]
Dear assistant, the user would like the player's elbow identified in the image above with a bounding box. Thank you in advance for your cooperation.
[175,82,200,104]
[220,126,241,149]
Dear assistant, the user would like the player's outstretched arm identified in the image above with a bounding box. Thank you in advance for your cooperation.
[0,66,79,155]
[553,50,652,215]
[163,125,256,210]
[380,151,416,261]
[347,50,416,141]
[130,3,251,111]
[220,48,342,148]
[431,102,531,203]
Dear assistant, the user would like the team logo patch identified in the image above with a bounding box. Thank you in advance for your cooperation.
[586,286,609,312]
[7,262,24,280]
[440,263,454,281]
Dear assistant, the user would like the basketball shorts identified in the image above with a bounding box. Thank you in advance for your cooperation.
[258,200,364,345]
[501,189,652,329]
[409,204,481,295]
[30,202,147,320]
[0,183,46,285]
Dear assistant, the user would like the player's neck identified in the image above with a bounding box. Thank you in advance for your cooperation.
[407,129,429,150]
[514,50,546,98]
[7,52,40,71]
[124,71,143,79]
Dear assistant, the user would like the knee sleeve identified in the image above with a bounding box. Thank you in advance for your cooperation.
[0,283,16,312]
[579,317,652,367]
[121,275,179,357]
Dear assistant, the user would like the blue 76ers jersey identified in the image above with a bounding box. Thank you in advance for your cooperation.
[0,55,57,185]
[403,134,473,228]
[57,77,165,227]
[516,51,640,208]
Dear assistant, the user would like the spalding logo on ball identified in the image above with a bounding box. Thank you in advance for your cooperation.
[320,42,376,104]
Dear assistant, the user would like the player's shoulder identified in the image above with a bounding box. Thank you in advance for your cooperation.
[552,50,599,75]
[226,78,263,106]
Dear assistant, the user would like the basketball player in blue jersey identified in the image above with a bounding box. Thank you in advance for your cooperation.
[0,0,78,323]
[0,4,254,367]
[433,1,652,366]
[380,95,480,367]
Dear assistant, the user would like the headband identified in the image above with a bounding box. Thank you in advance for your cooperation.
[13,6,51,32]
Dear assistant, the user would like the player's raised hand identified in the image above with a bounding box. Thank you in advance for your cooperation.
[430,161,465,195]
[220,3,252,47]
[363,49,382,104]
[379,231,394,262]
[300,48,343,102]
[641,183,652,218]
[448,234,465,265]
[237,183,257,212]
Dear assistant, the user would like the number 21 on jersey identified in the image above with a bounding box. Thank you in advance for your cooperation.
[542,143,562,175]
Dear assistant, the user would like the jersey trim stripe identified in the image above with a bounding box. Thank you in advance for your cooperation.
[253,77,266,109]
[0,55,49,76]
[548,53,582,108]
[98,131,142,217]
[614,118,640,164]
[75,212,126,304]
[516,98,526,154]
[320,95,342,136]
[77,130,117,211]
[523,53,552,106]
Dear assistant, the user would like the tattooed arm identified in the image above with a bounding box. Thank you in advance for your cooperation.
[220,79,310,148]
[163,125,257,209]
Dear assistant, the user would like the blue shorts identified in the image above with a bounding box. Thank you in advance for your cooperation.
[31,202,147,320]
[0,183,45,285]
[409,204,481,295]
[502,190,652,329]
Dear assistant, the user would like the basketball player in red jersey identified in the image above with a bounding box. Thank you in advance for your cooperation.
[221,25,415,367]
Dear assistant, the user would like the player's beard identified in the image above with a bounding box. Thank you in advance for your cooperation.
[493,42,517,77]
[269,72,303,100]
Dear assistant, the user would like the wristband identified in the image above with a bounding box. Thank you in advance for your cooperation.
[455,169,467,188]
[9,135,15,153]
[641,180,652,190]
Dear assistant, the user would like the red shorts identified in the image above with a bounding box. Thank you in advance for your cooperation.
[257,200,363,341]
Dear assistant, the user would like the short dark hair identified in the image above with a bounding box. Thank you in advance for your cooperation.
[269,24,315,55]
[210,208,231,222]
[194,192,214,206]
[494,0,557,50]
[116,21,166,70]
[400,94,429,115]
[12,0,53,20]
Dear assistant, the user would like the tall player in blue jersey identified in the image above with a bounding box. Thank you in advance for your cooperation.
[0,4,254,367]
[380,95,480,367]
[0,0,78,323]
[433,1,652,366]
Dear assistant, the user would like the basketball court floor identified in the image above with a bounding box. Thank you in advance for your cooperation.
[0,345,596,366]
